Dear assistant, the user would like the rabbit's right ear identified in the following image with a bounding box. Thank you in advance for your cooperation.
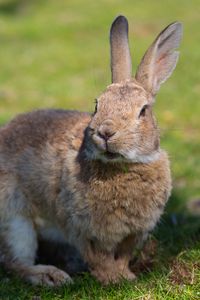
[135,22,183,97]
[110,15,132,83]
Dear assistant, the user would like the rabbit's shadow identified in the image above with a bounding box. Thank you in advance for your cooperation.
[133,190,200,279]
[155,191,200,258]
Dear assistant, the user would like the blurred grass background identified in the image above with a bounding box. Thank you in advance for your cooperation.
[0,0,199,299]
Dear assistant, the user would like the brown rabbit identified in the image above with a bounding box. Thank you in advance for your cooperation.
[0,16,182,286]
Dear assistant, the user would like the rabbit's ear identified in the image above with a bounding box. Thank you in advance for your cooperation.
[110,15,132,83]
[135,22,183,96]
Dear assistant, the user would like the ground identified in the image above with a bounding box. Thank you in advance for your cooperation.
[0,0,199,299]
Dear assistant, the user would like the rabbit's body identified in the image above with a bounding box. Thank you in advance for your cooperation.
[0,16,182,285]
[0,105,170,284]
[0,104,170,243]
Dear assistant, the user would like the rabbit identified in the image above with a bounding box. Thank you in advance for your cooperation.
[0,15,182,286]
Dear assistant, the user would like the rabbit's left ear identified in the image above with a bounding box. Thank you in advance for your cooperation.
[136,22,183,97]
[110,15,132,83]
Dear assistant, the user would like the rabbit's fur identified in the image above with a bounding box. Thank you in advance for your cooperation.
[0,16,182,286]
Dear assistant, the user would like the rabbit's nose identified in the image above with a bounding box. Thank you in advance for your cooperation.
[97,127,116,141]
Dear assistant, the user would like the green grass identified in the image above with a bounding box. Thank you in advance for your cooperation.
[0,0,199,299]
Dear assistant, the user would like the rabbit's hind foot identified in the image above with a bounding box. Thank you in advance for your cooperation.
[22,264,73,286]
[0,215,72,286]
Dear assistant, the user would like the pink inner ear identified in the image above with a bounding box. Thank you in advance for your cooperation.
[156,53,168,64]
[156,53,171,77]
[153,50,179,92]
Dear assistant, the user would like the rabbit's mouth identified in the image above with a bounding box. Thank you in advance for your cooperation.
[103,151,122,160]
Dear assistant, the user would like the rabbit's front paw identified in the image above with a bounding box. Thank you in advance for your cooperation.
[26,264,73,286]
[91,266,136,285]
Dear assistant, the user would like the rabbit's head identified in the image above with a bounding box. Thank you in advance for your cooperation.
[86,16,182,163]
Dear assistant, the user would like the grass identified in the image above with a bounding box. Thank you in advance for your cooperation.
[0,0,200,299]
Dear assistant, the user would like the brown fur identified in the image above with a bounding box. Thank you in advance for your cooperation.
[0,16,182,286]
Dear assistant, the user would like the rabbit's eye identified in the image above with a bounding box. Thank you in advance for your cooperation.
[139,105,148,118]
